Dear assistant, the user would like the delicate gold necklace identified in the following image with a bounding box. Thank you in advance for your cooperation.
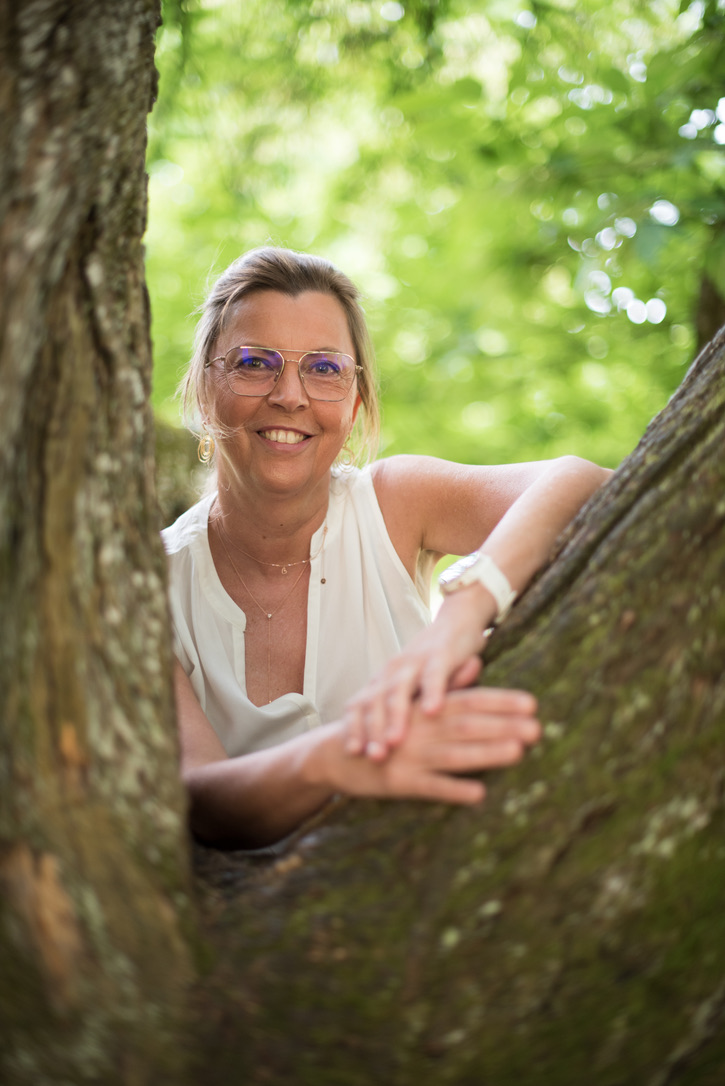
[226,541,308,575]
[216,523,328,704]
[219,518,327,574]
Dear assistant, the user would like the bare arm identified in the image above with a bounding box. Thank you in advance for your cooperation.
[174,662,540,850]
[345,454,612,756]
[416,455,613,702]
[175,663,335,847]
[373,453,612,581]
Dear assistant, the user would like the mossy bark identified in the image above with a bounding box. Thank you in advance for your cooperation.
[0,4,193,1083]
[192,327,725,1085]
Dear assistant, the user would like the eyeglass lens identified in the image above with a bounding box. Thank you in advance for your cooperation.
[223,347,355,401]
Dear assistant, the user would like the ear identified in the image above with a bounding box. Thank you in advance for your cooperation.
[351,392,362,425]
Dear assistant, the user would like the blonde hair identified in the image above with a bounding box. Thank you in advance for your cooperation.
[181,247,380,474]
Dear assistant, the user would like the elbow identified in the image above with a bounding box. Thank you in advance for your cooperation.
[182,762,296,851]
[552,454,613,490]
[183,766,224,847]
[182,764,243,850]
[184,786,257,850]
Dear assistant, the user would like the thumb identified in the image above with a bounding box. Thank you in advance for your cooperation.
[419,661,449,715]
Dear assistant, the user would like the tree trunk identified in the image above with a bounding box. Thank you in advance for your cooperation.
[192,326,725,1085]
[0,4,193,1083]
[696,273,725,354]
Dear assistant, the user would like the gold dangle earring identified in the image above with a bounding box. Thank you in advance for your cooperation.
[198,430,215,464]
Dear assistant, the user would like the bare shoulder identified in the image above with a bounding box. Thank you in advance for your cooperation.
[370,451,452,509]
[369,455,450,568]
[370,453,450,503]
[370,455,499,564]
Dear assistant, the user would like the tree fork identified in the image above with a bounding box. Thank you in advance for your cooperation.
[193,326,725,1085]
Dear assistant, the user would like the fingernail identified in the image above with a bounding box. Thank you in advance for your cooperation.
[366,740,385,760]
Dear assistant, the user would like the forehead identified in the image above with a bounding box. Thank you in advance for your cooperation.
[220,290,354,355]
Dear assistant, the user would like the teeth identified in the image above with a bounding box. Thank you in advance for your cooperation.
[260,429,307,445]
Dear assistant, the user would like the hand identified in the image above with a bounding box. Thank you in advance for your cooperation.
[344,583,497,760]
[328,687,540,805]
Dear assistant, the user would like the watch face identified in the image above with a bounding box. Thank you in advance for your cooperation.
[438,552,480,587]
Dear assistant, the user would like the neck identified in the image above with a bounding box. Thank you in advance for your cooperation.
[210,471,330,565]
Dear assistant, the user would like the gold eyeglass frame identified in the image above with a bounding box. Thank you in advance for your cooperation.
[205,346,362,402]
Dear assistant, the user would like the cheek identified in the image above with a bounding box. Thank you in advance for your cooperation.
[202,373,229,422]
[338,403,356,434]
[315,401,354,436]
[213,385,257,427]
[343,391,362,430]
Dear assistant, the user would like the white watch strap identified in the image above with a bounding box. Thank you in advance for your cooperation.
[439,553,517,624]
[474,554,517,623]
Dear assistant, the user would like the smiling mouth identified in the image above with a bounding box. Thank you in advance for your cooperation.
[258,428,309,445]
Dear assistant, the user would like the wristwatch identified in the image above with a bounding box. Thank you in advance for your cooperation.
[438,552,517,625]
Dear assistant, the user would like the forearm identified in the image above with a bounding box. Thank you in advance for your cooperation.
[443,456,611,629]
[480,456,610,589]
[431,456,609,649]
[184,724,341,850]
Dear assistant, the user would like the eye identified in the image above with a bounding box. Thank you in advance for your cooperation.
[228,348,277,372]
[307,353,343,375]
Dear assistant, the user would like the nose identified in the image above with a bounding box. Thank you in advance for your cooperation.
[266,358,310,409]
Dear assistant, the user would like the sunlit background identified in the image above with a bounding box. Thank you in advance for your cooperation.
[145,0,725,475]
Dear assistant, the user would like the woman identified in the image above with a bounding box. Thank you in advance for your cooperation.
[165,247,610,848]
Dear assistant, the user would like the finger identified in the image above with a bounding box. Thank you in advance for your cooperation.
[344,673,395,760]
[431,738,526,773]
[448,656,482,691]
[343,701,367,755]
[411,773,486,806]
[444,686,538,716]
[383,665,423,746]
[446,714,541,744]
[364,688,396,761]
[419,658,452,715]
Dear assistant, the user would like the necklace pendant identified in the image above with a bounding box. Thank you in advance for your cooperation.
[267,613,272,619]
[281,566,288,574]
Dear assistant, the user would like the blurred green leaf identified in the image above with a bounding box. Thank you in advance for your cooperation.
[146,0,725,472]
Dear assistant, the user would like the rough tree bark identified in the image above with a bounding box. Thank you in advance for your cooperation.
[0,4,193,1084]
[3,3,725,1086]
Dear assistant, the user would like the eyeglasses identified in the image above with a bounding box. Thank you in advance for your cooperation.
[206,346,362,402]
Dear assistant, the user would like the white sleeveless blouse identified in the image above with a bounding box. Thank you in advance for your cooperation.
[162,466,433,757]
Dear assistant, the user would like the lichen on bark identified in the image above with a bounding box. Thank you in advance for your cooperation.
[0,4,194,1083]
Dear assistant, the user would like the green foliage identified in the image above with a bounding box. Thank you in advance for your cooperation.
[147,0,725,469]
